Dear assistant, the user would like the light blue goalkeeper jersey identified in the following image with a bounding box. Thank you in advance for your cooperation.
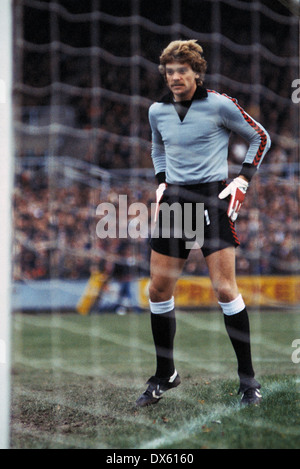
[149,87,271,184]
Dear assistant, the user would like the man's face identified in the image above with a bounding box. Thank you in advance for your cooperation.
[165,61,198,101]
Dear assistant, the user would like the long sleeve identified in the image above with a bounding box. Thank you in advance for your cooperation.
[149,104,166,177]
[220,94,271,180]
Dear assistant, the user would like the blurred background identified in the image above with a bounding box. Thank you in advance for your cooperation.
[12,0,299,312]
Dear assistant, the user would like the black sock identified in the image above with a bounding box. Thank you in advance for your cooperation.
[151,309,176,379]
[223,307,255,387]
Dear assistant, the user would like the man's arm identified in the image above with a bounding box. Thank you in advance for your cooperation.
[218,95,271,221]
[220,94,271,181]
[149,104,167,178]
[149,104,167,221]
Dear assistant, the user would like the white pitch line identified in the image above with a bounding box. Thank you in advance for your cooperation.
[138,403,241,449]
[177,312,293,357]
[138,378,300,449]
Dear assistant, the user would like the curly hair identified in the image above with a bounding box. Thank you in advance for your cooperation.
[158,39,207,86]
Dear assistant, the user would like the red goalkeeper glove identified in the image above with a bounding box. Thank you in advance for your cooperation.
[218,176,249,222]
[154,183,167,222]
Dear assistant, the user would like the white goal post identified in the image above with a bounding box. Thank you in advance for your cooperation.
[0,0,13,450]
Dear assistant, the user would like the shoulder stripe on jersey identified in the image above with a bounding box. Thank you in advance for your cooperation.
[207,90,268,167]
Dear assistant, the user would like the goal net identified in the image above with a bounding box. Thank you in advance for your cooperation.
[9,0,300,448]
[13,0,299,311]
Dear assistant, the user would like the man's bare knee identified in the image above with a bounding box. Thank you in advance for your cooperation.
[149,283,173,303]
[213,282,239,303]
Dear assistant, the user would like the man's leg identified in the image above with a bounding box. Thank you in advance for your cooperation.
[150,297,176,378]
[148,250,185,378]
[136,250,185,407]
[205,247,261,403]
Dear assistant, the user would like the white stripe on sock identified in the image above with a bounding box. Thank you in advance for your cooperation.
[149,296,175,314]
[218,294,245,316]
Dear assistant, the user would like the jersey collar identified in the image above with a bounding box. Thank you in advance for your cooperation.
[159,86,208,103]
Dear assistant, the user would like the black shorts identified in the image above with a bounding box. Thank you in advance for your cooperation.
[150,181,240,259]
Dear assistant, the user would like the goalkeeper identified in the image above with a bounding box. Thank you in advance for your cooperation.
[136,40,271,407]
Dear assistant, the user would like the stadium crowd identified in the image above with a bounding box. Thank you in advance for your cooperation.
[13,162,299,282]
[14,0,299,282]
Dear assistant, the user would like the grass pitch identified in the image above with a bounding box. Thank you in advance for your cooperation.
[10,310,300,449]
